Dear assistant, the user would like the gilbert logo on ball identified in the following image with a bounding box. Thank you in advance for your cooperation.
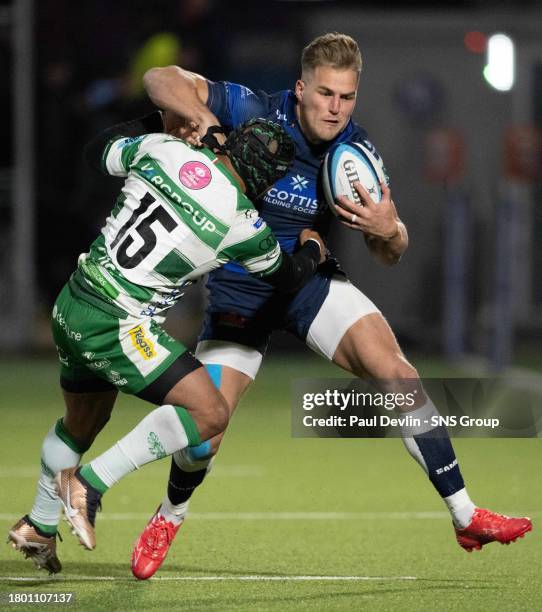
[179,161,212,190]
[322,142,387,214]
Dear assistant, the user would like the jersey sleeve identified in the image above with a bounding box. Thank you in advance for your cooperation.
[218,208,283,276]
[102,135,146,177]
[206,80,269,129]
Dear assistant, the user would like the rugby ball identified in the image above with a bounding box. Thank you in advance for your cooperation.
[322,141,387,213]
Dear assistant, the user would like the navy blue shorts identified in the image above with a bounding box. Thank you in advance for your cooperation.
[198,260,343,355]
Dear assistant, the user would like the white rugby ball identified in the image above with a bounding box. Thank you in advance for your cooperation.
[322,141,387,214]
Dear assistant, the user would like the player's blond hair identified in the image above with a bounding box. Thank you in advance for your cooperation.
[301,32,362,78]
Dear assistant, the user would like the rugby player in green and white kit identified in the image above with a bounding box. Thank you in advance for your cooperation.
[7,112,325,570]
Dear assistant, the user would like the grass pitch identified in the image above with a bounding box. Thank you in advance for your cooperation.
[0,355,540,611]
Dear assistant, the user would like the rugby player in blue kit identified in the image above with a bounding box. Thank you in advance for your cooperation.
[130,32,532,579]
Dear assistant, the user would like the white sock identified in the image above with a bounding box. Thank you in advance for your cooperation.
[445,488,476,528]
[159,497,190,525]
[29,422,81,530]
[90,404,189,488]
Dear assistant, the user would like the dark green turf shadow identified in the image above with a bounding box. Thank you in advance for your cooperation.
[179,583,495,610]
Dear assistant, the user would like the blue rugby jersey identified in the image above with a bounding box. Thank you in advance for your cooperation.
[206,81,377,264]
[198,80,387,329]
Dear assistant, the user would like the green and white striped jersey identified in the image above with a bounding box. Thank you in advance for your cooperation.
[77,133,282,319]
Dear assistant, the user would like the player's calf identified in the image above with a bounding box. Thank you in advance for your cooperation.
[56,399,224,550]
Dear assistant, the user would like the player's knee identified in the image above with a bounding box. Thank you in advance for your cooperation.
[205,394,229,439]
[379,356,427,409]
[386,354,419,380]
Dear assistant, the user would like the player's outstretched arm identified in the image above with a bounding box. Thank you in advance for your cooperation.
[143,66,218,140]
[334,181,408,266]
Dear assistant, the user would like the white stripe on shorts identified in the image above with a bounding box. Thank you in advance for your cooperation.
[305,276,379,360]
[196,277,379,377]
[196,340,262,380]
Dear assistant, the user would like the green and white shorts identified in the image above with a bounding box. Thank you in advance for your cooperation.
[52,281,201,404]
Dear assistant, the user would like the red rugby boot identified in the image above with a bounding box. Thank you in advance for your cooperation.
[455,507,532,552]
[131,508,182,580]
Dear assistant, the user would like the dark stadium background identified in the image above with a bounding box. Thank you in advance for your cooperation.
[0,0,541,367]
[0,0,542,362]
